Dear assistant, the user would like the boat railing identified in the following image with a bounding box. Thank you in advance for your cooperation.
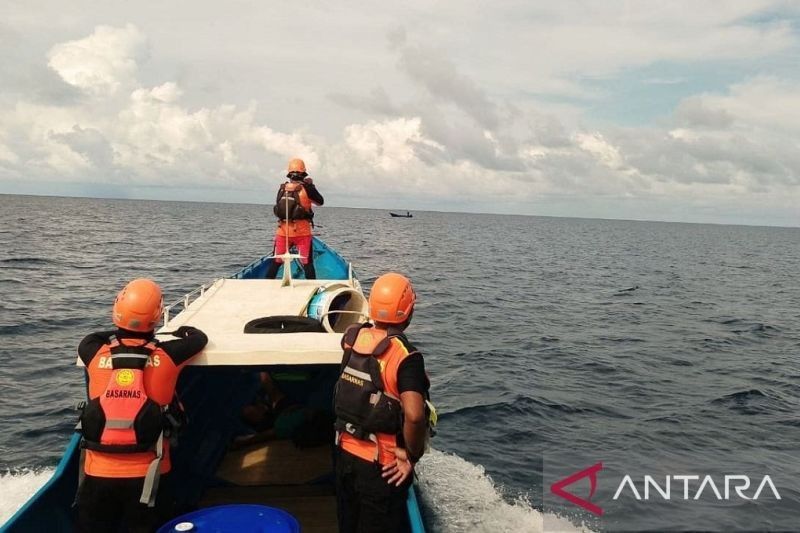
[231,255,270,280]
[163,281,217,328]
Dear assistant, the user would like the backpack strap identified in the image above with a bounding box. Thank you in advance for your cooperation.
[139,430,164,507]
[109,338,158,370]
[341,323,369,349]
[335,322,380,450]
[339,323,372,372]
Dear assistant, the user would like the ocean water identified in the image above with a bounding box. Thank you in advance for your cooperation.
[1,194,798,531]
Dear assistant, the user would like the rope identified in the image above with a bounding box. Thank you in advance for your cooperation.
[284,182,290,274]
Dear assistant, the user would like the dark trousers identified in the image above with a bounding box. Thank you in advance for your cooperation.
[75,474,175,533]
[336,449,411,533]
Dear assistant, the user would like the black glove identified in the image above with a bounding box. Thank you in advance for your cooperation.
[174,325,198,338]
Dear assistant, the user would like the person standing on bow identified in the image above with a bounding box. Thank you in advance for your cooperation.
[334,273,431,533]
[75,278,208,533]
[265,158,324,280]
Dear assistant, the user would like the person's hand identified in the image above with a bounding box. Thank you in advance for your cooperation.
[303,177,313,185]
[174,325,198,338]
[381,447,414,486]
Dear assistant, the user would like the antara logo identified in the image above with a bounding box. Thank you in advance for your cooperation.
[550,463,782,516]
[612,474,781,501]
[550,462,604,516]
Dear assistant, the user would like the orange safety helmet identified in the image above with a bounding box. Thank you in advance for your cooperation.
[112,278,163,332]
[287,158,307,174]
[369,273,416,324]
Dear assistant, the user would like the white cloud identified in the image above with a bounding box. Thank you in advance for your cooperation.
[343,117,443,172]
[618,77,800,191]
[47,24,146,96]
[574,132,627,171]
[1,25,322,185]
[688,77,800,134]
[0,130,18,164]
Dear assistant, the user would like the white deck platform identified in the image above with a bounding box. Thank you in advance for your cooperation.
[165,278,346,366]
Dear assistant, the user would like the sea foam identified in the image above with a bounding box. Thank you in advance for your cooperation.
[416,449,587,532]
[0,469,54,527]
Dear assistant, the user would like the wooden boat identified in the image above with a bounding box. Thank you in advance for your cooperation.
[3,238,427,532]
[389,212,413,218]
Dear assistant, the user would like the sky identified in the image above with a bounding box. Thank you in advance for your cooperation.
[0,1,799,227]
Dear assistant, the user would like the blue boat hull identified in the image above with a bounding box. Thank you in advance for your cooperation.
[2,238,426,533]
[235,237,351,280]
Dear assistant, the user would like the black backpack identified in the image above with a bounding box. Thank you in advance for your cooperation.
[273,183,312,221]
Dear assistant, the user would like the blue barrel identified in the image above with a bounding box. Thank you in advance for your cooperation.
[306,285,367,333]
[158,504,300,533]
[306,290,329,322]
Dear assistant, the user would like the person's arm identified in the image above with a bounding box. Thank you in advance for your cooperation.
[77,330,116,366]
[400,390,427,462]
[303,181,324,206]
[397,352,428,461]
[158,326,208,366]
[382,351,428,486]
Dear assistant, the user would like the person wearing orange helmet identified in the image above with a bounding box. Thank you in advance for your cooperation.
[75,279,208,533]
[265,158,324,280]
[334,273,431,533]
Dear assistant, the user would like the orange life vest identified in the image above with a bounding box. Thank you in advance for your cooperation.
[275,181,314,237]
[335,324,415,465]
[82,337,185,481]
[80,338,164,454]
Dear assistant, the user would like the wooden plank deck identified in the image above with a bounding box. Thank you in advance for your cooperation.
[215,439,333,486]
[201,439,338,532]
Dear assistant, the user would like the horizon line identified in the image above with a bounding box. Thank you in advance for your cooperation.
[1,191,798,231]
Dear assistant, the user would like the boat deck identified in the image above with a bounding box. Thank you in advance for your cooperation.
[163,278,347,366]
[201,439,338,533]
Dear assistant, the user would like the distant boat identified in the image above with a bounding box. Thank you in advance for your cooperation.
[390,211,413,218]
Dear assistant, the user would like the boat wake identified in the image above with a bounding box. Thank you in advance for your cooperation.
[0,469,54,526]
[416,449,586,532]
